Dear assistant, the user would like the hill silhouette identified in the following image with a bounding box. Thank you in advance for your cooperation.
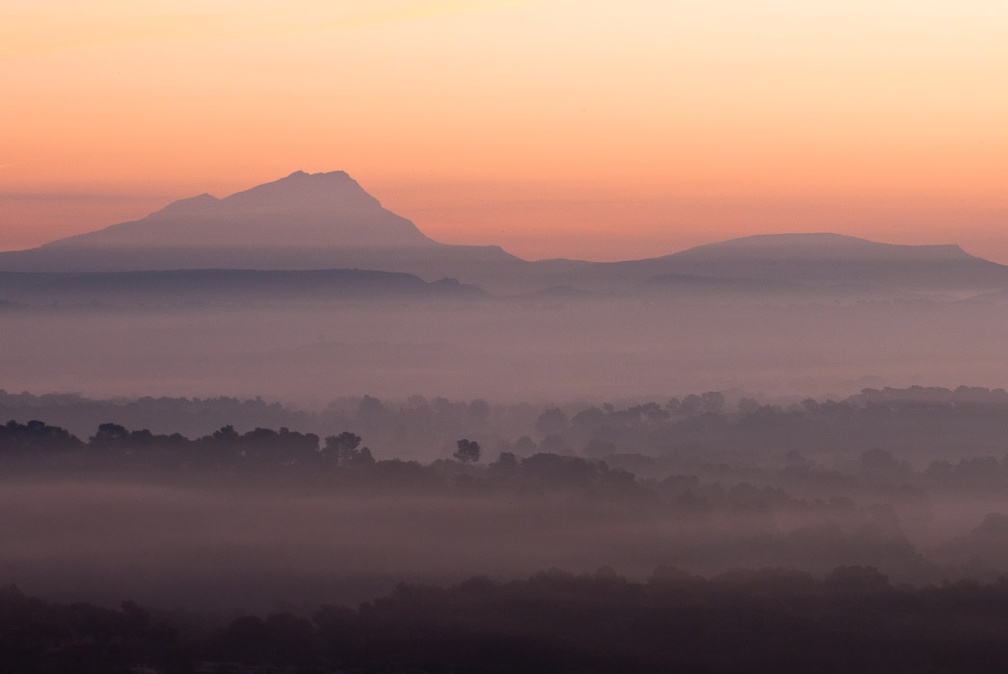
[644,233,1003,292]
[530,233,1008,298]
[0,268,484,306]
[2,172,1007,298]
[0,171,527,286]
[49,170,437,249]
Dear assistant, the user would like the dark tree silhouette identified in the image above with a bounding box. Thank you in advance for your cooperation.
[0,419,82,454]
[325,431,361,453]
[323,431,374,467]
[89,422,130,448]
[454,438,481,463]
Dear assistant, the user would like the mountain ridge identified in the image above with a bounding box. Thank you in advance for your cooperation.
[42,170,437,250]
[668,232,972,262]
[1,171,1006,296]
[0,268,485,306]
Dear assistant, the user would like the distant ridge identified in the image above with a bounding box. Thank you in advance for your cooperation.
[45,170,437,249]
[0,268,485,306]
[651,233,1002,292]
[673,232,971,262]
[1,171,1006,297]
[0,171,527,284]
[532,232,1008,296]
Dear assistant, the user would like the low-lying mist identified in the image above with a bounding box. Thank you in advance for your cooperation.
[4,390,1008,674]
[5,384,1008,613]
[4,290,1008,625]
[0,475,928,612]
[2,294,1008,402]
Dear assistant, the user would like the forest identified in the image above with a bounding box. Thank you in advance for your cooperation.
[4,570,1008,673]
[4,385,1008,671]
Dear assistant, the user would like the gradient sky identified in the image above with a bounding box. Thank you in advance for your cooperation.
[2,1,1006,261]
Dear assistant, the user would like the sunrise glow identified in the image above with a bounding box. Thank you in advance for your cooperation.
[2,0,1006,260]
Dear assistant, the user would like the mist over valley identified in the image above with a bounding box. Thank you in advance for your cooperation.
[2,171,1008,401]
[3,172,1008,671]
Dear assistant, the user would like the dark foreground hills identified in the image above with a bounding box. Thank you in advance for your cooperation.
[7,572,1008,674]
[1,170,1007,302]
[7,385,1008,671]
[0,268,483,306]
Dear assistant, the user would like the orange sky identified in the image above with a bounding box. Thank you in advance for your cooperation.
[2,1,1006,261]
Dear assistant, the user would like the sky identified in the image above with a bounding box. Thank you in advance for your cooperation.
[2,0,1006,262]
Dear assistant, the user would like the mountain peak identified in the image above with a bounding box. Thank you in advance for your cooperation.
[285,169,349,180]
[40,170,438,251]
[221,169,380,213]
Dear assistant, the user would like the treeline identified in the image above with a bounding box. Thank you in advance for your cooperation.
[5,385,1008,469]
[7,412,1008,504]
[5,567,1008,673]
[0,389,313,440]
[522,385,1008,470]
[0,419,651,501]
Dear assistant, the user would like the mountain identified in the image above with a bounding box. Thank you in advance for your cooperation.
[0,170,528,285]
[536,233,1008,298]
[47,170,437,249]
[2,171,1006,299]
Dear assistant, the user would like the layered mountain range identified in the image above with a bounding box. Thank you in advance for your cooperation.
[2,170,1006,303]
